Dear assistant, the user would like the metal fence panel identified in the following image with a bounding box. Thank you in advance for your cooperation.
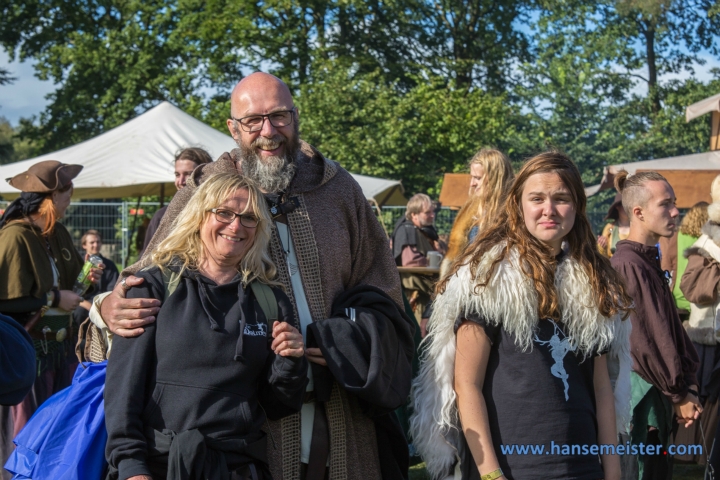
[379,206,610,237]
[0,201,614,268]
[0,201,168,268]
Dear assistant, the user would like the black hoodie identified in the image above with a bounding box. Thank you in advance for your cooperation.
[105,265,308,480]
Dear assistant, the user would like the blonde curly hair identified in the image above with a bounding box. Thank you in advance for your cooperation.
[679,202,709,238]
[150,173,278,286]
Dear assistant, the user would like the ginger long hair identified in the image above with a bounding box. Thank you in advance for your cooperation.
[440,151,632,320]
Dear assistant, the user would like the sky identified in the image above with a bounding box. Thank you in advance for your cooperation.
[0,50,57,125]
[1,49,720,127]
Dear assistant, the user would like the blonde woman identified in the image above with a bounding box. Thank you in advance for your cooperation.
[104,173,308,480]
[441,148,514,276]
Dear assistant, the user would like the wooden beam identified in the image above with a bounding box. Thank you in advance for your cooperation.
[712,111,720,151]
[640,169,719,208]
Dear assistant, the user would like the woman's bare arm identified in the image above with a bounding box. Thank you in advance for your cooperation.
[454,321,505,478]
[594,354,620,480]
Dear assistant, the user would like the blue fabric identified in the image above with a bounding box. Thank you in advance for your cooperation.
[468,225,479,242]
[0,314,36,406]
[4,361,108,480]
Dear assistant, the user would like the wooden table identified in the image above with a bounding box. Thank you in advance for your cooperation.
[397,266,440,275]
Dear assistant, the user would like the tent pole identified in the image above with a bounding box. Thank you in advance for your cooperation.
[160,183,165,207]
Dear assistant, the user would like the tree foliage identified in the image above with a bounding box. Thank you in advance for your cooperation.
[1,0,720,200]
[297,63,515,195]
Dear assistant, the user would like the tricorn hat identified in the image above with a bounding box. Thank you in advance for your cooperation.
[6,160,83,193]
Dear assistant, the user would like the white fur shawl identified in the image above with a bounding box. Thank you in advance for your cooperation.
[409,244,632,479]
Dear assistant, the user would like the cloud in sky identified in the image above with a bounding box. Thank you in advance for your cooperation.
[0,51,56,126]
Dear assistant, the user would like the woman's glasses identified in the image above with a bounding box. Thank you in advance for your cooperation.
[209,208,259,228]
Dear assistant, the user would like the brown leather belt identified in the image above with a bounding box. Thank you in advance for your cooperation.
[27,315,72,341]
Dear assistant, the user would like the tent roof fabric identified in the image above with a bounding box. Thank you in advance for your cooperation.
[686,92,720,122]
[585,150,720,204]
[0,102,406,206]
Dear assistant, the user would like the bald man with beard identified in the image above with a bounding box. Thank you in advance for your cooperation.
[90,73,415,480]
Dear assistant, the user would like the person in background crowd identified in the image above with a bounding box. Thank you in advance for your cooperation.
[598,193,630,257]
[141,147,213,255]
[610,170,701,479]
[680,177,720,473]
[392,193,447,328]
[441,148,514,277]
[659,201,709,318]
[0,160,101,476]
[105,173,308,480]
[88,72,415,480]
[73,229,119,326]
[412,152,632,480]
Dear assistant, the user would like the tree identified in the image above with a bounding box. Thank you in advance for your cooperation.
[537,0,720,117]
[0,67,15,85]
[420,0,531,92]
[1,0,205,153]
[297,61,516,195]
[0,118,39,165]
[179,0,427,89]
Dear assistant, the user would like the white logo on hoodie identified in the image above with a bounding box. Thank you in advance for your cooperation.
[243,322,268,337]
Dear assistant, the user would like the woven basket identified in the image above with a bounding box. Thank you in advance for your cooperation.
[75,317,107,363]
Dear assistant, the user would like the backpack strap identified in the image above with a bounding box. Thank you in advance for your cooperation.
[250,281,278,331]
[161,268,182,300]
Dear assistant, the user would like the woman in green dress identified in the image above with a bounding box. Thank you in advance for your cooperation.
[0,160,100,468]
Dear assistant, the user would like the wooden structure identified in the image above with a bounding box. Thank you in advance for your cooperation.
[641,170,715,207]
[438,173,471,209]
[585,92,720,206]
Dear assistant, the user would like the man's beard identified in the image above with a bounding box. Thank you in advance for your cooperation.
[238,125,299,193]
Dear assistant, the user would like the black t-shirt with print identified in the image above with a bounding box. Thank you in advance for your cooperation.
[454,313,607,480]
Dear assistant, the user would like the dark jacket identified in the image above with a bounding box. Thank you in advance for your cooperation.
[141,206,167,255]
[391,217,437,266]
[611,240,700,403]
[105,264,308,480]
[306,284,415,480]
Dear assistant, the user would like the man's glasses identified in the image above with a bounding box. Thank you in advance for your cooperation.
[230,109,296,133]
[209,208,259,228]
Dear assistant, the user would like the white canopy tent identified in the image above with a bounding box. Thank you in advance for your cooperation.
[0,102,406,206]
[686,92,720,122]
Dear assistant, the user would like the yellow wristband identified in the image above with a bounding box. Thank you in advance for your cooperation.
[481,468,503,480]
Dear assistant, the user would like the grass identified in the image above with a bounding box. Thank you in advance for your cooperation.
[408,462,707,479]
[675,463,707,480]
[409,463,431,480]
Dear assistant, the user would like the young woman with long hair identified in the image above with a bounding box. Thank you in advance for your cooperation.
[411,152,633,480]
[441,148,514,276]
